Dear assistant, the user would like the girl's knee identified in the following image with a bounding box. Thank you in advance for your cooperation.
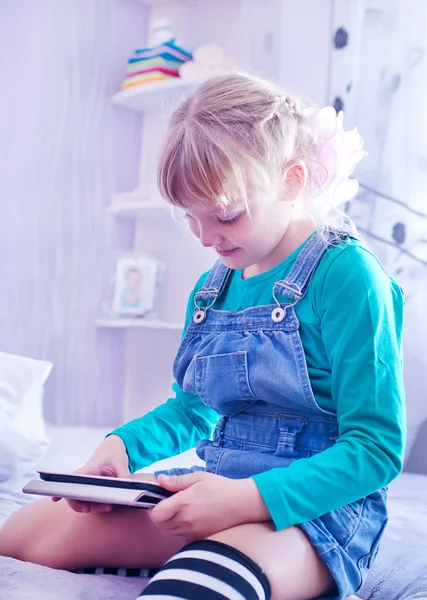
[0,502,57,566]
[0,517,60,567]
[0,509,28,560]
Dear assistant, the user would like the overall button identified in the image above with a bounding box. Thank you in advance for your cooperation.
[193,309,206,323]
[271,307,286,323]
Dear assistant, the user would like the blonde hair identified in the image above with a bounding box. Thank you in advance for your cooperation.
[158,72,319,213]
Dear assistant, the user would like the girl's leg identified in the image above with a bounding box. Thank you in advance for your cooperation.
[0,498,186,571]
[211,522,334,600]
[138,522,341,600]
[0,504,361,599]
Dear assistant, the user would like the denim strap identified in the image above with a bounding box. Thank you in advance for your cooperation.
[194,260,231,304]
[273,228,349,302]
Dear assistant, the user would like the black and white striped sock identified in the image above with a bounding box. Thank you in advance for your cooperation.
[137,539,271,600]
[76,566,159,578]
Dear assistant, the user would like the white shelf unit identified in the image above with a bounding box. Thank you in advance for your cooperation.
[112,78,201,113]
[97,318,183,331]
[109,63,211,423]
[107,200,169,218]
[138,0,191,6]
[110,0,236,422]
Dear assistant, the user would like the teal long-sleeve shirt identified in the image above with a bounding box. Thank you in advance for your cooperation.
[110,236,406,531]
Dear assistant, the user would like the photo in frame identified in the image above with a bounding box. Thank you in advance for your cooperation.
[112,255,163,317]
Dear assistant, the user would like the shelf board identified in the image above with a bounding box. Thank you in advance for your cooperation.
[97,318,183,331]
[112,78,201,113]
[137,0,194,6]
[106,201,169,218]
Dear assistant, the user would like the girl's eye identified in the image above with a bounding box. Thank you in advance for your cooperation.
[217,214,240,225]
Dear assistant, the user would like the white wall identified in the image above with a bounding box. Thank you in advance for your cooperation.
[0,0,147,426]
[240,0,333,106]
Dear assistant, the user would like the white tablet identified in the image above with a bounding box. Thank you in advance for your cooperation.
[23,471,173,509]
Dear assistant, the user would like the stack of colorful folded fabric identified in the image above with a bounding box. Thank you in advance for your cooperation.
[122,39,193,89]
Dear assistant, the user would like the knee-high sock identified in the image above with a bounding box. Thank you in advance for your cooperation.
[137,539,271,600]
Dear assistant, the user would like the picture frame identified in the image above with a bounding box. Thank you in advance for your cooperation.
[112,255,162,317]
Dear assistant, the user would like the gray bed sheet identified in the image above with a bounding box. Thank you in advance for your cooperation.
[1,473,426,600]
[0,535,426,600]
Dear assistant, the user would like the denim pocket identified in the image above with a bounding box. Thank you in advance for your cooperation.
[195,351,256,416]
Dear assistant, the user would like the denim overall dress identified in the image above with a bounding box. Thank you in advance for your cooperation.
[159,230,388,600]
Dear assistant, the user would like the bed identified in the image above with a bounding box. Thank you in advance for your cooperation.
[1,424,427,600]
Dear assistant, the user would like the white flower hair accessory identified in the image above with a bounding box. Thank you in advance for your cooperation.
[302,106,367,208]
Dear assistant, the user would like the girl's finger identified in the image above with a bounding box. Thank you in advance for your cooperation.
[149,499,179,524]
[154,517,184,536]
[156,472,205,492]
[88,503,114,514]
[67,500,94,513]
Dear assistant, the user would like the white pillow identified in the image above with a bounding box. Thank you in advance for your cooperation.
[0,352,52,480]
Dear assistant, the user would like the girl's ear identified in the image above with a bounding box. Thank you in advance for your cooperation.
[281,159,307,203]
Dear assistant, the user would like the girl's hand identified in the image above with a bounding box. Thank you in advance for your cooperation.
[149,471,270,540]
[52,434,131,514]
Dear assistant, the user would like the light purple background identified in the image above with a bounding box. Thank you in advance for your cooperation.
[0,0,148,426]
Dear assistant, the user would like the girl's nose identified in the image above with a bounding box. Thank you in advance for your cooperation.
[198,224,223,248]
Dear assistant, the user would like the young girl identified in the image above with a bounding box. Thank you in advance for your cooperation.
[0,73,405,600]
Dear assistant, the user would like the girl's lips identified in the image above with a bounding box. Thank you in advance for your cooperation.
[216,248,238,257]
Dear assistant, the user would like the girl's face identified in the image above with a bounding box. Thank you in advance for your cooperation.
[184,184,298,276]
